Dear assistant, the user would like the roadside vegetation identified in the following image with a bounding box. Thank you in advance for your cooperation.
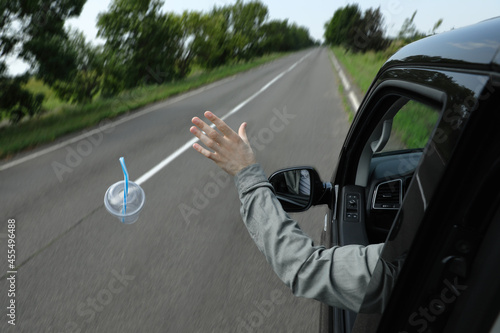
[325,4,443,148]
[0,53,286,158]
[392,101,440,149]
[331,46,394,94]
[0,0,316,158]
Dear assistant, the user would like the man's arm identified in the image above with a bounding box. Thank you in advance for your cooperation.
[190,111,384,312]
[235,163,383,312]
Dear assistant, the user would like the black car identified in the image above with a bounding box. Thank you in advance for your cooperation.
[269,17,500,333]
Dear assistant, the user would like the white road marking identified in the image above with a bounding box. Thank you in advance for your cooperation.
[338,70,351,91]
[330,54,341,71]
[328,50,360,113]
[135,51,313,185]
[0,76,236,172]
[348,91,360,111]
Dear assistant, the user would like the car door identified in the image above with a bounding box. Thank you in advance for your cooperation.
[321,64,493,332]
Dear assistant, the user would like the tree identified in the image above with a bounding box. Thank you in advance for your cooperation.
[431,19,443,35]
[188,1,271,68]
[97,0,185,89]
[188,10,232,69]
[174,11,200,78]
[229,0,268,59]
[0,0,86,122]
[20,0,87,84]
[324,5,388,52]
[0,74,44,123]
[324,5,362,46]
[398,11,426,43]
[350,7,388,52]
[287,24,315,50]
[260,20,290,52]
[51,30,105,104]
[261,20,314,53]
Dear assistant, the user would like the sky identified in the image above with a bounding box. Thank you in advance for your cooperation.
[7,0,500,75]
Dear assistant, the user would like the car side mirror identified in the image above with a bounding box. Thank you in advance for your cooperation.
[268,167,332,212]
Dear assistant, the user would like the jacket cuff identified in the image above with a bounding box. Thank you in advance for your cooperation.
[234,163,274,196]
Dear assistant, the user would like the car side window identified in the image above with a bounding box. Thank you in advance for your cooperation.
[358,97,442,244]
[355,96,442,190]
[379,99,440,154]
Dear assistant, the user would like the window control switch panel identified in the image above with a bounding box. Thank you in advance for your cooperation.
[345,193,360,222]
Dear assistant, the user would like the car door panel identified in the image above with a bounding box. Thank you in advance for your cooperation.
[326,68,458,333]
[351,69,493,332]
[338,185,369,246]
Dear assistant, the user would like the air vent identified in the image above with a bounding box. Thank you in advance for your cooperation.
[373,179,402,209]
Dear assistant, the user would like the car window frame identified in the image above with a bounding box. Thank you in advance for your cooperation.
[327,69,448,333]
[348,67,491,332]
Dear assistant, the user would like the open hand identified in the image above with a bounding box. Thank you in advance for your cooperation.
[190,111,256,176]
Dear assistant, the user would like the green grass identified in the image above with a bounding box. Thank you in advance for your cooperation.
[338,81,354,123]
[0,53,286,159]
[327,49,354,123]
[392,101,440,149]
[331,47,389,94]
[331,46,439,149]
[24,78,66,111]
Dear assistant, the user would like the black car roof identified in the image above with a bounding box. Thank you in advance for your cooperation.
[381,16,500,74]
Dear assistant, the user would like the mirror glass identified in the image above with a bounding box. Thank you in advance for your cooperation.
[269,169,313,211]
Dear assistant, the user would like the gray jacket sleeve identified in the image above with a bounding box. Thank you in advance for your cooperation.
[234,163,384,313]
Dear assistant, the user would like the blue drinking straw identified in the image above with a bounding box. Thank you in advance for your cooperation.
[119,157,129,223]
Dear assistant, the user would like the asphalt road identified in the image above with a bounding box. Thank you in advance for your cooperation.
[0,47,350,332]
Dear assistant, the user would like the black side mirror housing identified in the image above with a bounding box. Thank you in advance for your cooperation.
[268,166,333,212]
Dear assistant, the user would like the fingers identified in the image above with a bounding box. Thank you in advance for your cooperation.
[192,142,212,159]
[190,112,256,175]
[191,116,221,143]
[189,125,219,153]
[204,111,238,140]
[238,122,250,145]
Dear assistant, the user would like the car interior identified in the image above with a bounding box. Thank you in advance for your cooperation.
[268,95,441,245]
[353,97,440,244]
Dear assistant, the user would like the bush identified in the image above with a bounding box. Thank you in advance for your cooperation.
[0,75,46,124]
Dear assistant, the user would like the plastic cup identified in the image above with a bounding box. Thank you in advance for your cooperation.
[104,181,145,224]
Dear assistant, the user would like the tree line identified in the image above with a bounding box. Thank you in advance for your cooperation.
[324,4,442,53]
[0,0,316,123]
